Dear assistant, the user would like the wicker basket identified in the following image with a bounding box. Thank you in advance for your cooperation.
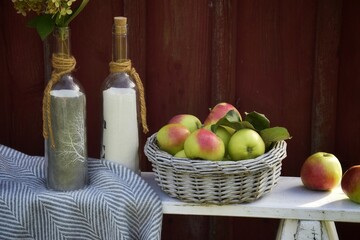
[144,133,287,204]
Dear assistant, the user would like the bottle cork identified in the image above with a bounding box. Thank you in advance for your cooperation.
[114,16,127,34]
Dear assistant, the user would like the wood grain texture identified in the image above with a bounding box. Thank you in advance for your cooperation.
[336,1,360,171]
[311,0,342,153]
[0,0,44,155]
[236,0,316,177]
[146,0,212,133]
[210,0,238,105]
[0,1,12,147]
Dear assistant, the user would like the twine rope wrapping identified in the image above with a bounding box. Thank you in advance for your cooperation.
[42,53,77,148]
[109,60,149,134]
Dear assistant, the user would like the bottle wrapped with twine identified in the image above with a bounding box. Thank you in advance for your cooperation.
[43,27,88,191]
[100,17,148,173]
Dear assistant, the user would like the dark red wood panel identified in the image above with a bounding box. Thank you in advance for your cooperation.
[0,0,44,155]
[146,0,212,136]
[236,0,317,177]
[210,0,238,105]
[335,2,360,238]
[311,0,342,154]
[0,2,12,148]
[336,0,360,170]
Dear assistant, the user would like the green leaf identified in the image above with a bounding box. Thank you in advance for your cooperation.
[211,110,240,132]
[245,111,270,131]
[236,121,256,130]
[223,109,241,122]
[28,15,55,40]
[260,127,292,145]
[211,110,254,132]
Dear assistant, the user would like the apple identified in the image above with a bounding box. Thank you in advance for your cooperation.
[174,150,187,158]
[203,125,232,151]
[214,126,232,149]
[168,114,202,133]
[204,102,242,126]
[184,128,225,161]
[156,123,191,155]
[228,128,265,161]
[300,152,342,191]
[341,165,360,204]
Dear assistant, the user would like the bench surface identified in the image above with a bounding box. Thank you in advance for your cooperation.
[142,172,360,223]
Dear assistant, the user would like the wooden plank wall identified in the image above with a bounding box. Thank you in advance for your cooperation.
[1,0,359,239]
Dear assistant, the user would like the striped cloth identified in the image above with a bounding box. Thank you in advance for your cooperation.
[0,145,162,240]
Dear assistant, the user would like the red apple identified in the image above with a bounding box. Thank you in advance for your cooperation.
[168,114,202,133]
[300,152,342,191]
[156,123,191,155]
[341,165,360,204]
[184,128,225,161]
[204,102,242,126]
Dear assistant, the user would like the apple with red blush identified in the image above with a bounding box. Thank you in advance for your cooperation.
[168,114,202,133]
[300,152,342,191]
[204,102,242,126]
[156,123,191,155]
[184,128,225,161]
[341,165,360,204]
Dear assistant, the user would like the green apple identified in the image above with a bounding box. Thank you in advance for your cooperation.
[300,152,342,191]
[168,114,202,132]
[184,128,225,161]
[204,102,242,126]
[228,128,265,160]
[156,123,191,155]
[341,165,360,203]
[203,125,232,151]
[174,150,187,158]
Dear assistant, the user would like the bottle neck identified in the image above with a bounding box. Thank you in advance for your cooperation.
[112,25,128,62]
[54,27,71,56]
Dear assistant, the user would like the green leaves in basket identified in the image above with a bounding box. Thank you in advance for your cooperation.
[211,110,253,133]
[260,127,292,149]
[244,111,270,131]
[210,110,272,133]
[210,109,291,151]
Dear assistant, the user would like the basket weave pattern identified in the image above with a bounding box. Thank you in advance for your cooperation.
[144,133,287,204]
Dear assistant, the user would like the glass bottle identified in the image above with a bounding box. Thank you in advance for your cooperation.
[101,17,140,173]
[45,27,88,191]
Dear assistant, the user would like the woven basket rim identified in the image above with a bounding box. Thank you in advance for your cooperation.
[144,133,287,175]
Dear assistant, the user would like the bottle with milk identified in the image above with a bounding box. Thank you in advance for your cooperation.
[101,16,140,173]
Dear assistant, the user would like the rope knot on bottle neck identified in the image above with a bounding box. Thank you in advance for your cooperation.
[53,53,76,74]
[109,59,149,134]
[109,59,131,73]
[42,54,77,148]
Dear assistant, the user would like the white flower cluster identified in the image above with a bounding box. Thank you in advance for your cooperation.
[12,0,76,17]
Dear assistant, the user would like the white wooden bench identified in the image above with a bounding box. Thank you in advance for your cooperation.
[142,172,360,240]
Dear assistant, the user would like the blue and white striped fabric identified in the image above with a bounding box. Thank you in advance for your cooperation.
[0,144,162,240]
